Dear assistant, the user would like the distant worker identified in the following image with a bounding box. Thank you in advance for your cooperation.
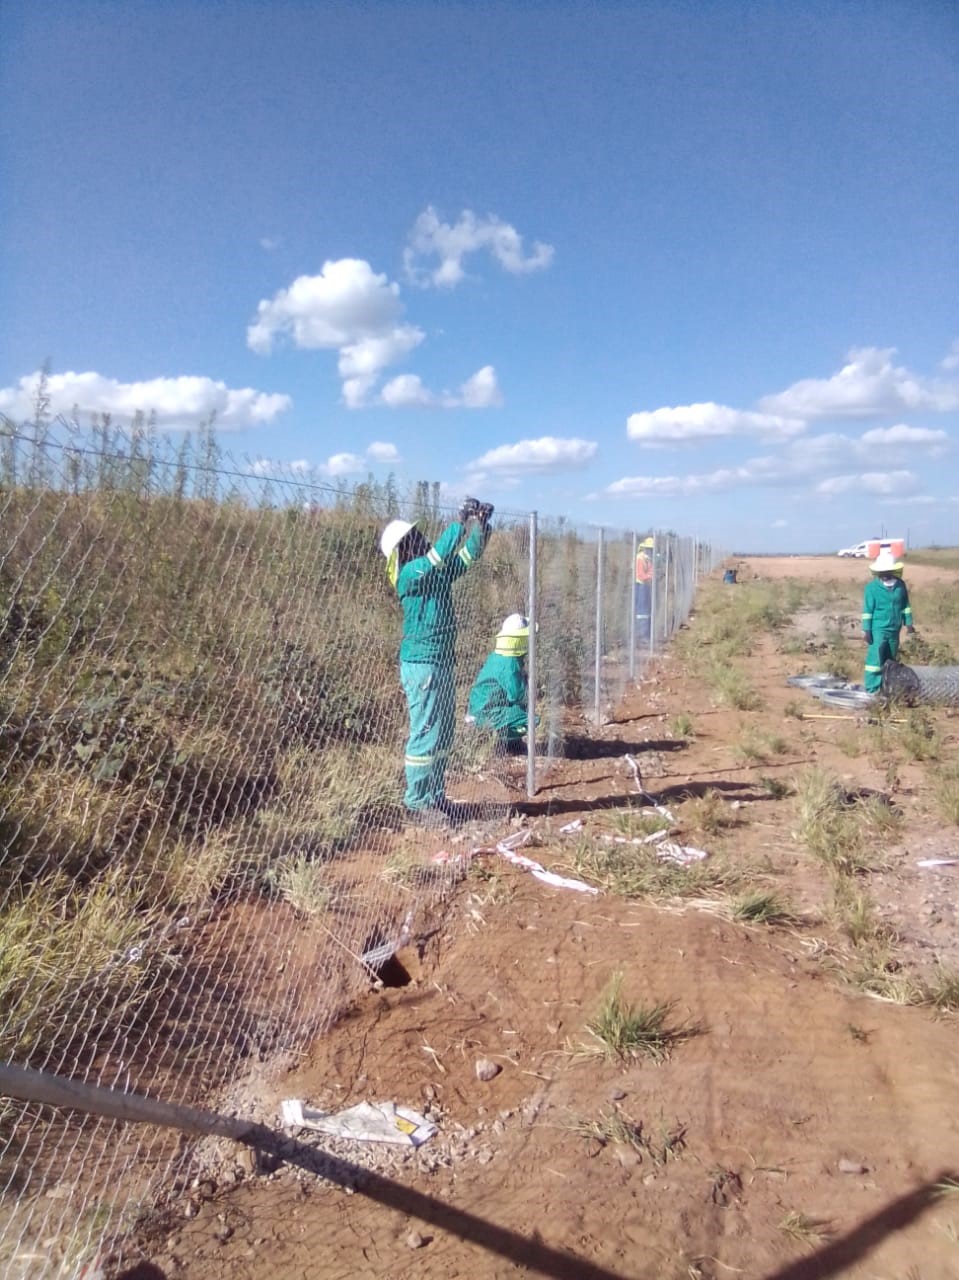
[467,613,536,750]
[862,549,915,694]
[380,498,494,825]
[634,536,654,642]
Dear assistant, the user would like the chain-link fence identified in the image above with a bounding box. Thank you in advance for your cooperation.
[0,416,721,1278]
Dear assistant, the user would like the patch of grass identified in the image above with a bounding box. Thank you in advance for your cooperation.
[846,1022,871,1043]
[835,731,863,758]
[794,768,899,876]
[381,847,426,889]
[784,700,805,720]
[758,774,792,799]
[670,713,695,739]
[563,836,738,900]
[731,891,797,926]
[824,629,858,682]
[567,1108,644,1151]
[833,884,883,947]
[608,806,673,841]
[899,632,957,666]
[932,762,959,826]
[0,869,169,1062]
[685,789,740,836]
[780,1211,832,1247]
[705,661,763,711]
[926,966,959,1013]
[568,1109,687,1166]
[738,729,788,763]
[580,974,696,1064]
[266,854,333,917]
[848,944,922,1004]
[898,709,942,762]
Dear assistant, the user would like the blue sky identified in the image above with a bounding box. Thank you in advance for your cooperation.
[1,0,957,551]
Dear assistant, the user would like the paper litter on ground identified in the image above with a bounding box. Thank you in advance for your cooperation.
[916,858,958,869]
[431,829,598,894]
[281,1099,437,1146]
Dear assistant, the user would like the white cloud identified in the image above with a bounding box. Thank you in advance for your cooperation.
[259,236,281,251]
[816,471,919,496]
[771,519,789,528]
[759,347,959,419]
[859,424,949,450]
[467,436,597,476]
[247,440,400,479]
[627,401,805,446]
[379,374,435,409]
[379,365,502,410]
[0,369,291,429]
[366,440,401,463]
[941,339,959,372]
[247,258,424,407]
[248,257,501,409]
[459,366,503,409]
[404,207,554,288]
[604,420,948,502]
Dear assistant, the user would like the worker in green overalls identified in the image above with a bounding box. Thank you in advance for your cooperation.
[467,613,534,749]
[380,499,493,824]
[862,549,915,693]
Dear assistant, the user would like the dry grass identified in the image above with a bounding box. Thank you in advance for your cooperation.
[794,767,901,876]
[0,869,169,1061]
[577,974,697,1064]
[563,836,738,900]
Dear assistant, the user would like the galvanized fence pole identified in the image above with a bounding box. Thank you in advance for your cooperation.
[594,527,604,726]
[663,536,672,642]
[648,531,658,658]
[628,529,637,682]
[526,510,538,798]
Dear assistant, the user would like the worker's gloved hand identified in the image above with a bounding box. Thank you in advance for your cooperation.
[476,501,495,527]
[863,632,873,645]
[458,496,481,523]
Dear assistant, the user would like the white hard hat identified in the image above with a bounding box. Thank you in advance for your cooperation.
[380,519,418,558]
[499,613,530,636]
[870,549,904,574]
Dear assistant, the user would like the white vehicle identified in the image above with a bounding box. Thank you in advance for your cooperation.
[837,541,871,558]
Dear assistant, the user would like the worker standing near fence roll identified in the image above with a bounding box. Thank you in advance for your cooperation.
[862,549,915,693]
[380,498,493,825]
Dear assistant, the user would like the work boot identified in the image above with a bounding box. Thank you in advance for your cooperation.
[407,806,449,830]
[435,797,471,827]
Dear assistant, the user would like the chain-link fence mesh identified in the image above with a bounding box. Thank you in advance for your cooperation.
[0,416,720,1277]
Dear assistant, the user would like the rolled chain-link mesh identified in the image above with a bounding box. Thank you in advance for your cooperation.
[0,417,719,1277]
[882,660,959,705]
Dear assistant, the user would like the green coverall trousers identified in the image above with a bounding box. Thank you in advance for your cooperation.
[864,630,899,694]
[400,660,456,810]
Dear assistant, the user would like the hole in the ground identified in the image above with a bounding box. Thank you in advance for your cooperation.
[374,953,412,988]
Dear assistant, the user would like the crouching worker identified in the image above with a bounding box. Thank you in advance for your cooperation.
[467,613,536,750]
[862,549,915,694]
[380,499,493,825]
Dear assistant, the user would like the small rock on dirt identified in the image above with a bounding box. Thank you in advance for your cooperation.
[838,1158,868,1175]
[609,1088,627,1102]
[475,1058,502,1082]
[406,1230,427,1249]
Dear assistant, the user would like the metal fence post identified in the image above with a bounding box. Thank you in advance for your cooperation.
[526,510,538,798]
[648,531,657,658]
[594,527,604,726]
[663,536,672,641]
[628,529,637,682]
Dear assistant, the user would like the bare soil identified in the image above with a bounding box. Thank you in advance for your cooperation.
[123,557,959,1280]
